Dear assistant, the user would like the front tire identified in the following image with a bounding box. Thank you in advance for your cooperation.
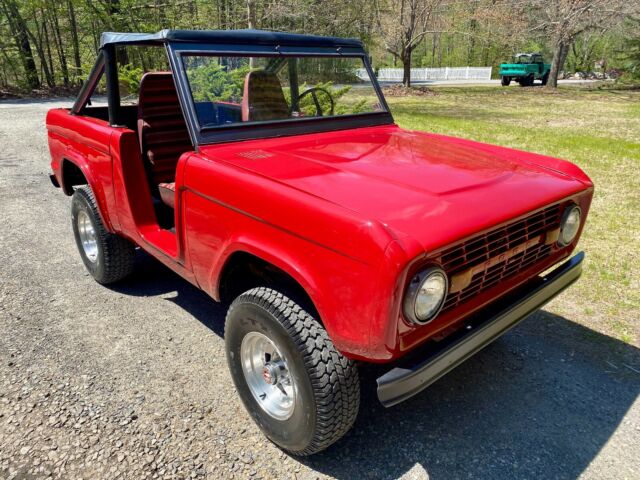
[225,287,360,456]
[71,186,135,284]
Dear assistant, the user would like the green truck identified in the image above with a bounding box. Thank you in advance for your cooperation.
[499,53,551,86]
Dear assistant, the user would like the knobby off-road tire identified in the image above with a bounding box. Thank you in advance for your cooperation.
[71,186,135,284]
[225,287,360,456]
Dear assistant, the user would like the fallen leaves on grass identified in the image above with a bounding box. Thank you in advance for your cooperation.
[383,85,437,97]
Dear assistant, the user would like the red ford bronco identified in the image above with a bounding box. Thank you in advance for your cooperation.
[47,30,593,455]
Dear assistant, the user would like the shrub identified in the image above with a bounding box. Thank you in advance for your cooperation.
[188,63,250,103]
[118,64,144,96]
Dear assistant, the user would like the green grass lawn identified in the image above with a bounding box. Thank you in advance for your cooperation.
[385,86,640,345]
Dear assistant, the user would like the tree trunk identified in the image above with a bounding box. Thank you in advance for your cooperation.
[0,46,22,86]
[67,0,82,82]
[401,49,412,87]
[431,33,437,67]
[247,0,256,68]
[33,9,56,87]
[247,0,256,29]
[547,38,571,88]
[48,1,69,87]
[107,0,128,65]
[154,0,167,27]
[467,19,477,65]
[1,0,40,89]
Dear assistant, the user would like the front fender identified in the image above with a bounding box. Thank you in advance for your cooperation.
[181,152,402,360]
[201,229,396,360]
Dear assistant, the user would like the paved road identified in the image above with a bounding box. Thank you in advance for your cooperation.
[1,99,638,480]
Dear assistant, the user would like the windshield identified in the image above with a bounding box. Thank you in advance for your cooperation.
[181,54,386,129]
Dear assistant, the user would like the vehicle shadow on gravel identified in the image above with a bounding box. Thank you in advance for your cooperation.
[107,255,638,480]
[107,252,226,337]
[302,312,640,480]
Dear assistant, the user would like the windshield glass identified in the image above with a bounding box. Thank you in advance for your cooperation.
[181,55,385,128]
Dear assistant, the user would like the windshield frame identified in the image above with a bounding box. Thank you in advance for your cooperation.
[167,42,393,146]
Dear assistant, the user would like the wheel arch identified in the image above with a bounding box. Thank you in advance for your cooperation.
[216,249,321,322]
[60,156,114,232]
[60,158,88,195]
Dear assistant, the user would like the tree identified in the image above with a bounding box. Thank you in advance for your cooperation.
[0,0,638,93]
[374,0,443,87]
[247,0,257,29]
[626,38,640,76]
[0,0,40,89]
[528,0,635,88]
[66,0,82,82]
[622,18,640,78]
[247,0,257,68]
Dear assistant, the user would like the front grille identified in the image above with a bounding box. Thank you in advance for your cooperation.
[439,204,562,312]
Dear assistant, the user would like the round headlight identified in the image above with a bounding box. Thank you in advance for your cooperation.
[558,205,581,246]
[403,267,448,324]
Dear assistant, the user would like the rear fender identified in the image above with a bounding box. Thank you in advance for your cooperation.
[60,153,115,232]
[47,108,118,232]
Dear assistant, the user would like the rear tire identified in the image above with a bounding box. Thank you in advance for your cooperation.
[71,186,135,284]
[501,76,511,86]
[518,75,531,87]
[542,72,550,86]
[225,287,360,456]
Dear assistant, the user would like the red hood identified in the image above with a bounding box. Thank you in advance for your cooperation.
[199,125,591,253]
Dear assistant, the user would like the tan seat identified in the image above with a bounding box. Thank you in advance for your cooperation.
[137,72,192,198]
[157,182,176,209]
[241,70,290,122]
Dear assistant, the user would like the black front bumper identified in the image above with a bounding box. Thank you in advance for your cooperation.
[377,252,584,407]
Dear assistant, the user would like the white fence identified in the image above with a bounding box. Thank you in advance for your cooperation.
[357,67,492,83]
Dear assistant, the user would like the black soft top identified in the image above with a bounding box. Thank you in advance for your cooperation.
[100,29,364,49]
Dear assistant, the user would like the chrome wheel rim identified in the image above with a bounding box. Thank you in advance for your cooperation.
[240,332,296,420]
[77,210,98,263]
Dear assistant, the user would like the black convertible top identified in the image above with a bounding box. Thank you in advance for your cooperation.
[100,29,364,49]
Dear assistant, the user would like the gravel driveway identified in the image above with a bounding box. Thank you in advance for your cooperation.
[1,99,638,480]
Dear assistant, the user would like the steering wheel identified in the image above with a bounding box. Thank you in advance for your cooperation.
[295,87,335,117]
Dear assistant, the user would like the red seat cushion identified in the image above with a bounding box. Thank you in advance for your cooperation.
[138,72,192,185]
[157,182,176,209]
